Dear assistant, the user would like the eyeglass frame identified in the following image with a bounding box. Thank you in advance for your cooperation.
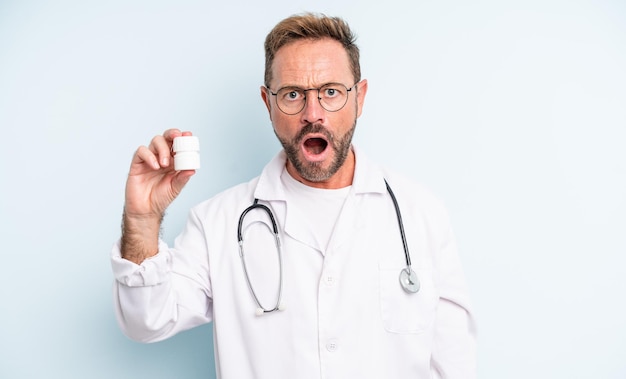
[265,82,359,115]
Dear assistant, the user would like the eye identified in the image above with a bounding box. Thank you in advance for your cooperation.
[279,88,304,102]
[322,85,344,98]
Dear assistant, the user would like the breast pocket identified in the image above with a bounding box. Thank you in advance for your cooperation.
[379,266,439,334]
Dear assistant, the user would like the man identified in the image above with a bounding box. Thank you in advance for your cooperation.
[112,13,476,378]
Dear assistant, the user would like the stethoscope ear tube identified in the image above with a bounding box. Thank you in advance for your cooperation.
[384,180,411,267]
[385,180,420,294]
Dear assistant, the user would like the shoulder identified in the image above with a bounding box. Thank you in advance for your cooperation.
[381,166,445,204]
[353,146,450,221]
[379,166,451,227]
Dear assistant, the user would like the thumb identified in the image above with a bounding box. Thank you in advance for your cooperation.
[171,170,195,195]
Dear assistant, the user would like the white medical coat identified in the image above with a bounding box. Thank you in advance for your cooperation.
[111,148,476,379]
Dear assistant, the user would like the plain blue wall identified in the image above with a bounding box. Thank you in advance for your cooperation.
[1,0,625,378]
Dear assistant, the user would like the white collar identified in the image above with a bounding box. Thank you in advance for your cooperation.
[253,145,387,202]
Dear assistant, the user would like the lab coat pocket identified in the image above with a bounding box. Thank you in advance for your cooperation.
[378,267,438,334]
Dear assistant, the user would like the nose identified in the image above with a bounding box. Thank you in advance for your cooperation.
[300,90,325,124]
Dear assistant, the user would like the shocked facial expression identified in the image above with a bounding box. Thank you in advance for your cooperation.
[261,38,367,188]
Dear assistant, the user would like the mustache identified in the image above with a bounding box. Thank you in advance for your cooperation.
[294,123,334,144]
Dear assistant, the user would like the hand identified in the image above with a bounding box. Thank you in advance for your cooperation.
[125,129,196,218]
[121,129,196,263]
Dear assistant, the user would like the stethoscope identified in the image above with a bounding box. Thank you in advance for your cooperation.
[237,179,420,316]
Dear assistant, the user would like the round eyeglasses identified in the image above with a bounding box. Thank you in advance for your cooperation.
[266,82,358,115]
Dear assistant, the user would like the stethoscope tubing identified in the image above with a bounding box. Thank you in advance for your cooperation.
[237,179,420,315]
[384,180,412,268]
[237,199,284,314]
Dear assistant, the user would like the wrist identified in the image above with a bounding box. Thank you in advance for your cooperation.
[120,209,162,264]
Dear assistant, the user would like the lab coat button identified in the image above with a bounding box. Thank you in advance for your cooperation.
[326,339,338,352]
[324,275,335,286]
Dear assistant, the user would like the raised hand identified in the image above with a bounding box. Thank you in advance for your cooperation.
[121,129,196,264]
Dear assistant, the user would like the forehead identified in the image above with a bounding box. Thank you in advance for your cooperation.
[271,38,353,88]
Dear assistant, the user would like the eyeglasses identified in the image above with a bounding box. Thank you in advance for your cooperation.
[266,82,358,115]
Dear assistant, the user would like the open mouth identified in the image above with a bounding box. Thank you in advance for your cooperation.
[294,124,333,163]
[303,137,328,155]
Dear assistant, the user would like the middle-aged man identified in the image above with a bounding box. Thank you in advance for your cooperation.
[112,12,476,379]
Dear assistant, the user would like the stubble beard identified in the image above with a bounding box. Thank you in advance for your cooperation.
[275,120,356,183]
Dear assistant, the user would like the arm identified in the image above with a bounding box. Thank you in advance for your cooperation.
[112,129,212,342]
[112,209,213,343]
[430,220,477,378]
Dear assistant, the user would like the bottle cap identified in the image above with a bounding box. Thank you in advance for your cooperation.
[173,136,200,152]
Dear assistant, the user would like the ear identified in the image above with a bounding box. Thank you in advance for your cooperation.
[355,79,368,118]
[260,86,272,120]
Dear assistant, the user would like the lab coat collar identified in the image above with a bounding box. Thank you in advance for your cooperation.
[253,145,387,201]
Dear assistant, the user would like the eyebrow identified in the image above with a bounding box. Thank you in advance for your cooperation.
[276,82,344,90]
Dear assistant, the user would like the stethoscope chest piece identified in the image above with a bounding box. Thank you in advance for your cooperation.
[399,268,420,293]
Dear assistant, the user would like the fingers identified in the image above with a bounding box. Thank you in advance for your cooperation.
[131,138,170,171]
[133,145,160,170]
[163,128,193,141]
[150,134,172,168]
[131,129,196,174]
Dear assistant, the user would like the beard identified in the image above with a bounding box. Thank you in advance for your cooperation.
[275,120,356,183]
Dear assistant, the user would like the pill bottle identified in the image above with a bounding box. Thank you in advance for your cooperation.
[172,136,200,170]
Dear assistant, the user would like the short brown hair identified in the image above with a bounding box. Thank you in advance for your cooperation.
[264,13,361,87]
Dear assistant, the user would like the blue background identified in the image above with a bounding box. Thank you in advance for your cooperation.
[1,0,625,378]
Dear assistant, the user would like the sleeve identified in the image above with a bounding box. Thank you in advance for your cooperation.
[430,212,477,379]
[110,208,213,343]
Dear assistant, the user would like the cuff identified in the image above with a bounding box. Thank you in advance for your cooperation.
[110,239,171,287]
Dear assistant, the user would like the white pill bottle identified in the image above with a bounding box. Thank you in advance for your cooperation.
[172,136,200,170]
